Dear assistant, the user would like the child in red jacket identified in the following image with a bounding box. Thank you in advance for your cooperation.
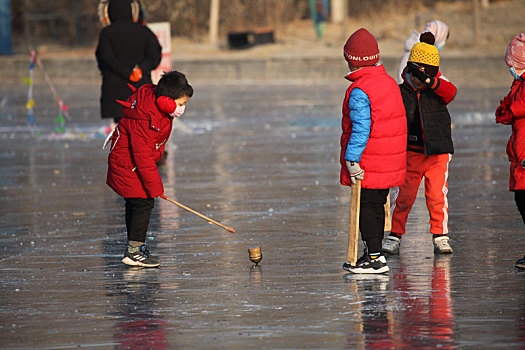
[496,33,525,270]
[105,71,193,267]
[383,33,457,256]
[340,28,407,274]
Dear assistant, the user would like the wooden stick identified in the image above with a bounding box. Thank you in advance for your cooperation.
[384,192,392,232]
[347,180,361,265]
[160,195,235,233]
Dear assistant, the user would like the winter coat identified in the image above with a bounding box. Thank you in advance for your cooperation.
[397,30,420,84]
[340,65,407,189]
[399,70,457,156]
[496,79,525,191]
[95,0,162,120]
[106,84,173,198]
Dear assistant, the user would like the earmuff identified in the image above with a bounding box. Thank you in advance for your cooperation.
[156,96,177,114]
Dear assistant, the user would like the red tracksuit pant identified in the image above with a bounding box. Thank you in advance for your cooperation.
[391,151,452,236]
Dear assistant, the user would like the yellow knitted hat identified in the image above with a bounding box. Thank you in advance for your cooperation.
[408,42,440,67]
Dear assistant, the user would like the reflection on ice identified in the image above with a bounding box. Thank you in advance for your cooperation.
[0,83,523,348]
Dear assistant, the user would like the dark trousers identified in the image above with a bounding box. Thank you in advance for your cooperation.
[360,188,389,253]
[515,190,525,225]
[125,198,155,243]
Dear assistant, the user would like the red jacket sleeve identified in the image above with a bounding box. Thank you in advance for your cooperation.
[510,82,525,118]
[496,90,514,125]
[128,119,164,198]
[427,73,457,105]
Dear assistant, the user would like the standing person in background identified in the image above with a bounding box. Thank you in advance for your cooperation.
[340,28,407,274]
[383,33,457,256]
[310,0,328,41]
[495,33,525,270]
[96,0,161,128]
[397,20,449,83]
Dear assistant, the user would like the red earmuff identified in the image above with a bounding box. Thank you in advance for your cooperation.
[156,96,177,114]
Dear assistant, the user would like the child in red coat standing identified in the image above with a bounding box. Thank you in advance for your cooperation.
[105,71,193,267]
[496,33,525,270]
[383,33,457,256]
[340,28,407,274]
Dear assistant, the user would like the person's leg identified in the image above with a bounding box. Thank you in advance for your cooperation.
[125,198,155,244]
[360,188,389,254]
[345,188,389,274]
[424,153,451,235]
[123,198,160,267]
[390,152,425,237]
[424,153,453,253]
[514,190,525,225]
[384,152,425,254]
[514,190,525,269]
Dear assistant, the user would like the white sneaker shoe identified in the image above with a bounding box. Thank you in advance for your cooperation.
[382,236,400,255]
[433,235,453,254]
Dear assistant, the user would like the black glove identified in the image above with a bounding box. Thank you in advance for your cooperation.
[407,62,430,84]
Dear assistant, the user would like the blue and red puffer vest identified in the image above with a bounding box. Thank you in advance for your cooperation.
[340,65,407,189]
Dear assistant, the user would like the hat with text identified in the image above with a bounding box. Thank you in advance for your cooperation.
[343,28,380,67]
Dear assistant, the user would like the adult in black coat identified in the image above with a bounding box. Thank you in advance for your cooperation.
[96,0,162,123]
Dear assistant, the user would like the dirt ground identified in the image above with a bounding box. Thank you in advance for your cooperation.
[170,0,524,60]
[30,0,524,62]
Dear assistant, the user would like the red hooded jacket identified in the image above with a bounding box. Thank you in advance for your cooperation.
[106,84,173,198]
[496,79,525,191]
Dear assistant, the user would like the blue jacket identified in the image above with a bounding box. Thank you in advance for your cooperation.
[345,87,370,162]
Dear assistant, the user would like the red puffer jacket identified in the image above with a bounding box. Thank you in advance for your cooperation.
[496,79,525,191]
[106,84,173,198]
[340,65,407,188]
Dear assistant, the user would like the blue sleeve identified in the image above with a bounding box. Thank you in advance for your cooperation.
[345,88,371,162]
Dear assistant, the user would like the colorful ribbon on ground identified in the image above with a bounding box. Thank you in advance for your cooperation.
[24,50,37,136]
[24,49,84,138]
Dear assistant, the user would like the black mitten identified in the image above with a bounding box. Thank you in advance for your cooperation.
[407,62,430,84]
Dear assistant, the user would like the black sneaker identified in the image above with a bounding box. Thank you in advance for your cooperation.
[516,255,525,270]
[343,252,389,274]
[122,245,160,268]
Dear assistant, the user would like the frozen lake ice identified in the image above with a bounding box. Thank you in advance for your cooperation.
[1,81,524,348]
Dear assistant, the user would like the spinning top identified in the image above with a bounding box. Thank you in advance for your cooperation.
[248,246,262,265]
